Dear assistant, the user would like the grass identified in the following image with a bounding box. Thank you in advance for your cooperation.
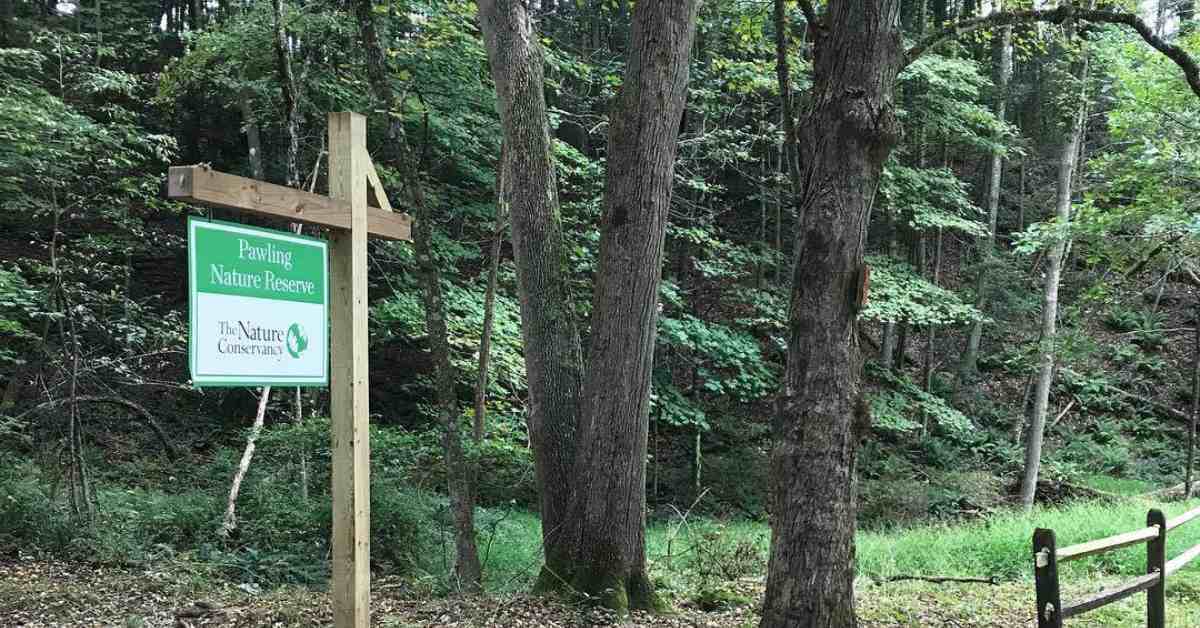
[1078,473,1156,496]
[469,497,1200,594]
[858,498,1200,582]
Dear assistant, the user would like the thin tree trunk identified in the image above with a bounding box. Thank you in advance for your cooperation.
[1019,22,1090,510]
[352,0,482,590]
[1017,157,1026,233]
[295,387,308,501]
[476,0,585,590]
[411,178,483,591]
[272,0,299,189]
[238,88,264,181]
[272,0,308,501]
[474,155,507,443]
[221,386,270,536]
[961,4,1012,377]
[1188,301,1199,498]
[568,0,700,612]
[922,227,943,435]
[762,1,905,626]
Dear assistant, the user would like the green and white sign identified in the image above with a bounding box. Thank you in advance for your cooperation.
[188,217,328,387]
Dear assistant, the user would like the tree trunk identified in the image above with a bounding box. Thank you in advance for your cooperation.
[1188,301,1199,498]
[221,386,270,536]
[961,3,1012,378]
[761,1,904,626]
[271,0,309,502]
[412,182,483,592]
[238,88,264,181]
[353,0,482,588]
[568,0,700,613]
[474,159,507,443]
[271,0,300,189]
[476,0,586,589]
[1019,23,1090,510]
[922,227,943,435]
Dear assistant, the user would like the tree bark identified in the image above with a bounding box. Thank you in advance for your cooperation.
[222,386,270,537]
[761,1,904,626]
[567,0,700,612]
[476,0,586,589]
[1188,301,1199,498]
[1019,22,1090,510]
[961,2,1012,378]
[474,151,507,443]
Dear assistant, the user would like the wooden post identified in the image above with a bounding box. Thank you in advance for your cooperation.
[1034,528,1063,628]
[1147,509,1166,628]
[328,112,371,628]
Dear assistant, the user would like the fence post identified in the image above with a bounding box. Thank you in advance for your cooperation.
[1147,509,1166,628]
[1034,528,1063,628]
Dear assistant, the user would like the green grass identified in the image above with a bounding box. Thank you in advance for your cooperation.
[471,498,1200,594]
[1078,473,1156,496]
[858,498,1200,582]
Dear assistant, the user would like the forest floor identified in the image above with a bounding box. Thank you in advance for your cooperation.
[6,556,1200,627]
[7,499,1200,626]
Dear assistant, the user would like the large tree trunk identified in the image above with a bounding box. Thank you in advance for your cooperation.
[1019,23,1090,510]
[960,2,1012,377]
[761,1,904,626]
[476,0,586,589]
[568,0,700,612]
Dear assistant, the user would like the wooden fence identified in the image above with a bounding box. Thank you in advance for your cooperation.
[1033,505,1200,627]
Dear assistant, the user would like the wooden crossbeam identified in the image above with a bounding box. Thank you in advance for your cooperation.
[168,165,411,241]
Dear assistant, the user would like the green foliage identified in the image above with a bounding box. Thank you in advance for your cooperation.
[860,255,983,327]
[866,363,973,437]
[881,164,987,236]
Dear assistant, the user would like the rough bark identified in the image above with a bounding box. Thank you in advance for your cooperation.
[961,3,1012,378]
[476,0,585,589]
[1019,24,1090,510]
[761,1,903,626]
[568,0,700,612]
[221,386,270,537]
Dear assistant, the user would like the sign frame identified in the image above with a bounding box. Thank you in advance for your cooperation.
[187,216,330,387]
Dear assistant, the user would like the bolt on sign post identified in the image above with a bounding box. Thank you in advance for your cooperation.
[170,112,411,628]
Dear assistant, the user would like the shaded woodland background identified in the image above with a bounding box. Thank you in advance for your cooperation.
[2,0,1200,617]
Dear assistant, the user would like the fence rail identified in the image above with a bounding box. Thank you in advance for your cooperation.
[1033,505,1200,627]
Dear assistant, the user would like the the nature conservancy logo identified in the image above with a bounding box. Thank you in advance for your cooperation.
[286,323,309,358]
[215,320,302,358]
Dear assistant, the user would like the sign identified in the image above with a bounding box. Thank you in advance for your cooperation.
[188,217,328,386]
